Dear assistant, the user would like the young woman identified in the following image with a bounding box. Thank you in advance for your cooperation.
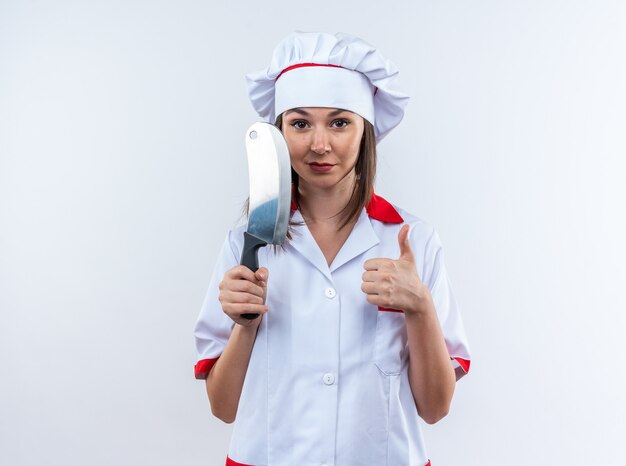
[194,32,471,466]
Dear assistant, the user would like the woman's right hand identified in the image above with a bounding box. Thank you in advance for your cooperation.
[218,266,269,327]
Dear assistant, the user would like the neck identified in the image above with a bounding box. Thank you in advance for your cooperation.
[296,173,357,226]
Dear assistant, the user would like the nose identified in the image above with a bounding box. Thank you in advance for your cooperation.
[310,128,331,155]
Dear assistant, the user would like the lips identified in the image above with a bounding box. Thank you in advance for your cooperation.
[309,162,335,173]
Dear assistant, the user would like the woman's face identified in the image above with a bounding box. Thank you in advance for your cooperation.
[281,107,365,192]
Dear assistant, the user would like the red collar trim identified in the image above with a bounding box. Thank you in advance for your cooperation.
[290,192,403,224]
[366,193,404,223]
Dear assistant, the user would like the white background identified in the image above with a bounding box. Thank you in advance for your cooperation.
[1,1,625,465]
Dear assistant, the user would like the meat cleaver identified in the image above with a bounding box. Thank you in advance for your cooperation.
[240,122,291,320]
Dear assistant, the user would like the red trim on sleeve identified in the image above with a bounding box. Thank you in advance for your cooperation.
[454,357,471,374]
[378,306,403,313]
[366,193,404,223]
[226,456,253,466]
[194,357,219,380]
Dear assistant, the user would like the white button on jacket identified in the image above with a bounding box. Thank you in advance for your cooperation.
[195,195,471,466]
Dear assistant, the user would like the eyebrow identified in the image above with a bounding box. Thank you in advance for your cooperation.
[284,108,350,117]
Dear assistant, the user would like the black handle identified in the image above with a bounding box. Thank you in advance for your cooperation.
[240,231,267,320]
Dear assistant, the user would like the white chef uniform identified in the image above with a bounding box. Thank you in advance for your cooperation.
[194,193,471,466]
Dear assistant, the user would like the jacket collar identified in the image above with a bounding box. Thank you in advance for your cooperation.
[288,192,404,278]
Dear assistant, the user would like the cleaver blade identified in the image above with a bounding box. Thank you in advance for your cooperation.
[240,122,291,319]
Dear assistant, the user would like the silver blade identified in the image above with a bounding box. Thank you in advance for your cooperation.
[245,122,291,245]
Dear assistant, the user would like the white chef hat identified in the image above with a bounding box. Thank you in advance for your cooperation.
[245,31,410,142]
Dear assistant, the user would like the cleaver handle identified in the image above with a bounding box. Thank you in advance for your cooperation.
[240,231,267,320]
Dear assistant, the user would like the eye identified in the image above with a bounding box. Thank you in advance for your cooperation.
[331,119,350,129]
[289,120,309,129]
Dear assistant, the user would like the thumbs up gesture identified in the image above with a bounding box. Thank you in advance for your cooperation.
[361,224,432,316]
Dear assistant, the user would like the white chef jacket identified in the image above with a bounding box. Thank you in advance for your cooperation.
[194,194,471,466]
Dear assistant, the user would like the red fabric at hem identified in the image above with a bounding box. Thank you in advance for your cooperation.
[226,457,428,466]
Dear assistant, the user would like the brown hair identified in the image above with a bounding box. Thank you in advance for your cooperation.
[275,113,377,231]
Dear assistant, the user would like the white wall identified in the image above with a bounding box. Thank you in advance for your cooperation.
[1,1,625,465]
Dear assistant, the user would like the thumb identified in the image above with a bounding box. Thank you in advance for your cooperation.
[398,224,415,263]
[255,267,269,284]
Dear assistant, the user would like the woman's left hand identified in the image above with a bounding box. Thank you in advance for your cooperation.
[361,224,432,316]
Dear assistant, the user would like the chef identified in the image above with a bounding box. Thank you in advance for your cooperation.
[194,31,471,466]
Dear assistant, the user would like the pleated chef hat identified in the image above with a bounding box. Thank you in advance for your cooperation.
[245,31,410,142]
